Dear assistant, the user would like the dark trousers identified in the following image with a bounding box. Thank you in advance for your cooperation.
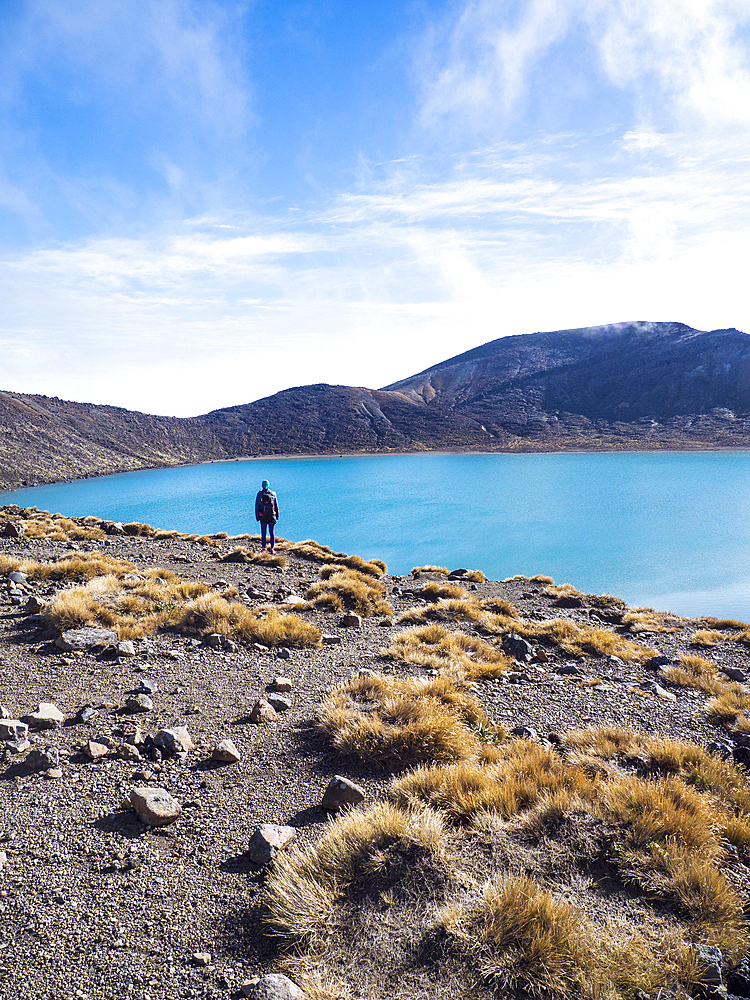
[260,521,276,551]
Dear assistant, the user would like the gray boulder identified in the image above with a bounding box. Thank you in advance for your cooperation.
[241,974,304,999]
[130,786,182,826]
[321,775,365,811]
[247,824,296,865]
[56,627,118,652]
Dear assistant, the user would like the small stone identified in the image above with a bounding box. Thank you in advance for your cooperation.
[0,703,10,718]
[241,974,304,999]
[502,634,534,661]
[341,613,362,628]
[25,595,46,614]
[249,699,278,723]
[276,647,291,659]
[644,654,671,671]
[117,640,136,658]
[266,694,292,712]
[44,767,63,780]
[694,945,723,987]
[640,679,677,701]
[136,678,158,694]
[84,740,110,760]
[56,627,119,652]
[77,705,97,724]
[152,726,195,756]
[203,633,224,649]
[247,824,296,865]
[556,663,581,676]
[23,702,64,730]
[0,720,28,741]
[5,738,30,753]
[253,643,271,654]
[212,738,241,763]
[721,665,747,682]
[26,746,60,771]
[321,775,366,811]
[282,595,306,607]
[510,725,539,740]
[8,570,27,584]
[191,952,212,967]
[0,850,7,870]
[270,676,292,692]
[321,633,342,645]
[126,694,153,713]
[130,786,182,826]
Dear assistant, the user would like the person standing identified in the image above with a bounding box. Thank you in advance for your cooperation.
[255,479,280,553]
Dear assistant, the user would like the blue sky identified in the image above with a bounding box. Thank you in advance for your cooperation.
[1,0,749,416]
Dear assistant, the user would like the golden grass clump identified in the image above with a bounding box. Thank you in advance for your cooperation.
[380,624,511,680]
[390,743,595,824]
[397,597,503,630]
[706,687,750,728]
[692,629,726,647]
[282,539,386,577]
[660,653,722,695]
[622,607,681,633]
[514,617,656,662]
[306,567,393,617]
[247,551,287,568]
[317,672,505,766]
[414,581,469,602]
[411,565,449,577]
[263,802,447,945]
[0,551,138,582]
[177,593,321,648]
[458,874,594,998]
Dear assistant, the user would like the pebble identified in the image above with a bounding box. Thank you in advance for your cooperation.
[212,738,241,763]
[241,974,304,999]
[125,694,153,713]
[249,700,278,723]
[247,824,296,865]
[321,775,365,811]
[152,726,195,756]
[0,720,28,741]
[266,694,292,712]
[341,613,362,628]
[269,676,292,692]
[321,633,342,645]
[23,702,65,729]
[130,787,183,826]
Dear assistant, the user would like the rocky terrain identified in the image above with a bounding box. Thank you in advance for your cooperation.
[4,321,750,491]
[2,506,750,999]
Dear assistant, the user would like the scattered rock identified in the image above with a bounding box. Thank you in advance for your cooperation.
[266,694,292,712]
[241,974,304,999]
[76,705,97,724]
[644,654,671,671]
[152,726,195,756]
[321,633,342,645]
[341,613,362,628]
[24,595,46,614]
[510,725,539,740]
[26,746,60,771]
[502,634,534,661]
[56,627,119,652]
[721,665,747,682]
[23,702,65,729]
[728,959,750,997]
[0,720,28,741]
[130,786,182,826]
[247,824,296,865]
[136,678,158,694]
[191,952,212,967]
[556,663,581,676]
[125,694,153,714]
[321,775,366,811]
[694,945,723,987]
[269,676,292,692]
[117,640,136,658]
[84,740,110,760]
[0,521,25,538]
[212,738,241,763]
[282,595,306,607]
[249,699,278,723]
[640,679,677,701]
[276,647,291,660]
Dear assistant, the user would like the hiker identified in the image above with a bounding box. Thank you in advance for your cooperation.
[255,479,279,553]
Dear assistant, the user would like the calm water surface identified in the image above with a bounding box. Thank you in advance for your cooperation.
[2,452,750,621]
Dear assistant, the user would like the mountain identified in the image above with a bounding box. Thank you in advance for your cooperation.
[3,320,750,490]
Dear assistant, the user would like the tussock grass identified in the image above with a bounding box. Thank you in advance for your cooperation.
[692,629,726,647]
[660,653,722,695]
[306,567,393,617]
[397,597,503,630]
[0,551,138,582]
[622,607,681,633]
[263,802,447,946]
[458,873,595,998]
[247,551,287,568]
[177,593,321,648]
[698,616,748,631]
[280,539,386,577]
[411,565,449,577]
[706,687,750,727]
[317,673,504,766]
[514,617,656,661]
[414,582,469,602]
[390,744,596,824]
[380,624,511,680]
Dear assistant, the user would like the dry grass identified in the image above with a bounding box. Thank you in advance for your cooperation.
[397,598,503,630]
[622,607,682,633]
[0,551,138,582]
[692,629,726,647]
[414,582,469,602]
[280,539,386,577]
[380,624,511,681]
[247,551,287,568]
[512,617,656,661]
[706,687,750,728]
[390,743,596,824]
[177,594,321,648]
[660,653,723,695]
[317,673,505,766]
[411,565,449,577]
[263,802,447,945]
[306,568,393,617]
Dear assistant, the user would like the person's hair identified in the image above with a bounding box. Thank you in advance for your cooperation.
[262,480,270,489]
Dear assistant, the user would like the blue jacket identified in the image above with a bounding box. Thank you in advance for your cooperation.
[255,489,279,523]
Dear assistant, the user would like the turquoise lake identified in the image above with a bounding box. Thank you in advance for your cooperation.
[2,451,750,621]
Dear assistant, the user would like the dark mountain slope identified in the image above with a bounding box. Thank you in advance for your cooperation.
[3,321,750,491]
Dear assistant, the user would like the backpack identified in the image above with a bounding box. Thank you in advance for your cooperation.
[258,490,275,521]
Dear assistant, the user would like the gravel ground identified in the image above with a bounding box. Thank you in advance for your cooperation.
[1,527,748,999]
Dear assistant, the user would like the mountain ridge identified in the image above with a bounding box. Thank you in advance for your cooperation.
[3,320,750,491]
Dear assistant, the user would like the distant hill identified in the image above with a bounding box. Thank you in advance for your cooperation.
[3,320,750,490]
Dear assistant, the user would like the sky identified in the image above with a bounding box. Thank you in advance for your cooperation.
[1,0,749,417]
